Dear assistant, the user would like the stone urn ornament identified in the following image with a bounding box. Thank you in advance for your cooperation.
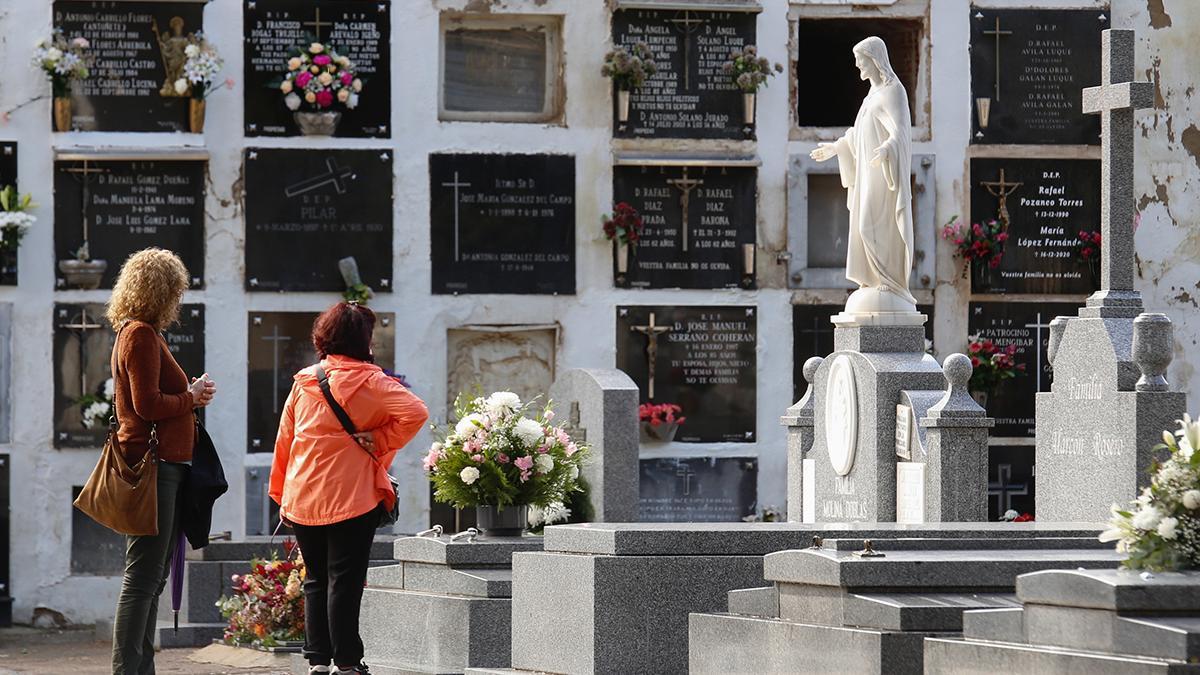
[59,243,107,290]
[294,111,342,136]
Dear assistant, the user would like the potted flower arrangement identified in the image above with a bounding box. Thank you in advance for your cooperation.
[965,336,1025,407]
[724,45,783,125]
[602,202,644,283]
[174,32,224,133]
[1075,228,1101,288]
[601,42,656,124]
[424,391,588,537]
[58,242,107,290]
[32,30,91,132]
[280,41,361,136]
[639,403,686,443]
[76,377,114,429]
[941,215,1009,291]
[216,545,306,649]
[1100,414,1200,571]
[0,185,36,284]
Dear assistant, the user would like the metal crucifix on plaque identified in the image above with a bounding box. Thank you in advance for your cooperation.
[668,10,706,90]
[59,308,105,398]
[303,7,333,40]
[981,15,1012,101]
[63,160,109,255]
[630,312,673,401]
[261,324,292,414]
[668,167,704,253]
[441,170,471,263]
[980,168,1022,226]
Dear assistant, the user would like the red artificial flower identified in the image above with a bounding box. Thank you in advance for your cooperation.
[315,89,334,108]
[1014,513,1034,522]
[970,356,981,367]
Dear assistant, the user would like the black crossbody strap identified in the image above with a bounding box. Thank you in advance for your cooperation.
[315,366,376,461]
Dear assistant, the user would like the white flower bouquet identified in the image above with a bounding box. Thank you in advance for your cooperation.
[32,29,90,97]
[424,391,587,520]
[0,186,35,254]
[176,32,224,100]
[1101,414,1200,571]
[77,377,115,430]
[279,41,361,113]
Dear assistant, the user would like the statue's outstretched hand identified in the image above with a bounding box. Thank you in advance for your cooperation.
[870,143,889,168]
[810,143,837,162]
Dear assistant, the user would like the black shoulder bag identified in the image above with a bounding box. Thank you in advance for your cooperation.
[315,366,400,527]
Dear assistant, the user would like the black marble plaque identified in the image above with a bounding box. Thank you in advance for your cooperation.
[612,9,756,139]
[430,153,575,295]
[0,142,17,286]
[71,485,126,575]
[968,301,1081,438]
[244,148,393,292]
[970,8,1107,145]
[970,158,1100,295]
[638,457,757,522]
[54,157,206,289]
[167,304,206,383]
[613,164,756,289]
[244,0,391,137]
[53,1,205,132]
[988,445,1035,520]
[792,304,933,403]
[247,311,395,453]
[617,305,756,443]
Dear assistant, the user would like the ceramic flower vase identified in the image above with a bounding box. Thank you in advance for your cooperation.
[475,505,528,538]
[53,97,73,132]
[617,89,630,123]
[189,99,206,133]
[616,241,629,277]
[294,111,341,136]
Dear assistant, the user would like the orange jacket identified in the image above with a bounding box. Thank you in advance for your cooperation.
[269,355,429,526]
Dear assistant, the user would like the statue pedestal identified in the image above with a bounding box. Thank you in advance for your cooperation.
[831,287,924,329]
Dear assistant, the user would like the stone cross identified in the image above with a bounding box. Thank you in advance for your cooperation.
[1081,29,1153,317]
[630,312,672,400]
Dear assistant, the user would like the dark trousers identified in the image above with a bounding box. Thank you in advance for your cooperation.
[292,509,377,667]
[112,462,188,675]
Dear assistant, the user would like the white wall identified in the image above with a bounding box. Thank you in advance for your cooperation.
[0,0,1194,623]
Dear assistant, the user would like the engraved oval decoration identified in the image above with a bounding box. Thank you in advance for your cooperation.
[824,355,859,477]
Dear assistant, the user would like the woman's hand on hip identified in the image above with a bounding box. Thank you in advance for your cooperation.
[352,432,377,453]
[190,373,217,408]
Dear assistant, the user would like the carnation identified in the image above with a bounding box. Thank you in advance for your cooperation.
[485,391,522,417]
[534,454,554,474]
[1184,490,1200,510]
[513,418,545,446]
[1132,505,1163,531]
[455,413,484,438]
[1158,517,1180,540]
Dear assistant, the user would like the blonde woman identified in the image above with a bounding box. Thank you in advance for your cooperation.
[106,248,216,674]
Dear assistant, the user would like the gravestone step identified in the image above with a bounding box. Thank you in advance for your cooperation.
[924,637,1200,674]
[843,592,1022,631]
[817,536,1109,551]
[368,562,514,598]
[155,621,225,649]
[361,587,511,673]
[727,585,778,618]
[689,612,935,675]
[962,607,1026,643]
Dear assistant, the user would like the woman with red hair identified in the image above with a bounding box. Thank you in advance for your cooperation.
[270,302,428,675]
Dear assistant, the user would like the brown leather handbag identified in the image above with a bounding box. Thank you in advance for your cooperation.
[73,327,160,536]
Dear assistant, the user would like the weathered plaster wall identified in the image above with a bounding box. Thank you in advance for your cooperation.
[0,0,1193,623]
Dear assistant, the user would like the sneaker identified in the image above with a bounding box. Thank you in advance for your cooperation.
[334,665,370,674]
[309,667,331,674]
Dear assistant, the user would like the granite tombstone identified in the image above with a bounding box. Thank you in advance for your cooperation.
[54,154,206,290]
[638,457,757,522]
[244,148,392,292]
[612,7,758,139]
[970,7,1108,145]
[617,305,756,443]
[430,153,575,295]
[970,158,1101,294]
[243,0,391,137]
[612,163,756,289]
[53,1,206,132]
[0,142,16,285]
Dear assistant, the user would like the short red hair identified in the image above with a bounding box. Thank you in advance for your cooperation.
[312,302,376,362]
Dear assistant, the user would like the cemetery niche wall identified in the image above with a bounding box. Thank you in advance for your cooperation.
[611,3,760,140]
[970,7,1107,145]
[0,142,17,285]
[612,158,757,289]
[244,0,391,137]
[53,153,207,290]
[243,148,393,292]
[638,457,757,522]
[53,0,206,132]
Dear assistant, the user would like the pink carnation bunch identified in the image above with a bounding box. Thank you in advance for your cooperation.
[279,41,362,113]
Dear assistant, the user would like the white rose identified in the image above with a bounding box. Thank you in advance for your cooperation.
[174,78,189,95]
[1184,490,1200,510]
[1158,516,1179,540]
[309,42,324,54]
[1132,505,1163,531]
[456,413,484,438]
[284,93,301,110]
[459,467,480,485]
[317,72,334,87]
[534,454,554,474]
[514,418,545,446]
[185,44,200,58]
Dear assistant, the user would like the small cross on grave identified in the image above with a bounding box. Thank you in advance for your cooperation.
[630,312,673,401]
[667,11,706,89]
[441,171,471,263]
[981,15,1012,101]
[667,167,704,253]
[284,157,354,198]
[1082,29,1153,315]
[261,324,292,414]
[59,308,105,399]
[560,401,587,444]
[676,463,696,497]
[988,463,1029,514]
[980,168,1022,227]
[304,7,333,41]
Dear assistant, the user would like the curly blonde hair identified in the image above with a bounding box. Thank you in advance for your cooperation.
[106,248,190,330]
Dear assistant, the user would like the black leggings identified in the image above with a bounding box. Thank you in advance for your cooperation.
[291,510,377,667]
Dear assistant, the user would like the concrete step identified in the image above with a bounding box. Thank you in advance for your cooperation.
[924,637,1200,674]
[155,620,225,648]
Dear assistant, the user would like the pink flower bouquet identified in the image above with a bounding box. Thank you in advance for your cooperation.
[279,41,361,113]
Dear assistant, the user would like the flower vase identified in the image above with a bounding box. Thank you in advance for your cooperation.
[640,420,679,443]
[53,97,73,132]
[743,92,756,124]
[615,240,629,282]
[294,111,341,136]
[971,261,992,293]
[58,258,107,289]
[617,89,630,123]
[475,505,528,538]
[189,99,206,133]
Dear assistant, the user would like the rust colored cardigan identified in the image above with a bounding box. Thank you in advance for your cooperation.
[112,321,195,463]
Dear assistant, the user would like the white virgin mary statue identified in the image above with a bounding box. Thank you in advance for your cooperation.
[811,36,922,325]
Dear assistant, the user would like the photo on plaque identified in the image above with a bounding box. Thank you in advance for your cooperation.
[638,457,758,522]
[617,305,756,444]
[0,142,17,286]
[970,7,1107,145]
[53,1,207,132]
[612,164,757,290]
[247,312,395,453]
[969,157,1100,295]
[430,153,575,295]
[611,8,758,140]
[968,300,1081,438]
[243,0,391,138]
[53,156,207,290]
[988,444,1035,520]
[54,303,204,448]
[243,148,393,292]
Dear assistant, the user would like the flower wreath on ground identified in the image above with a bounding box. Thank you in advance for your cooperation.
[424,391,589,528]
[216,541,306,648]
